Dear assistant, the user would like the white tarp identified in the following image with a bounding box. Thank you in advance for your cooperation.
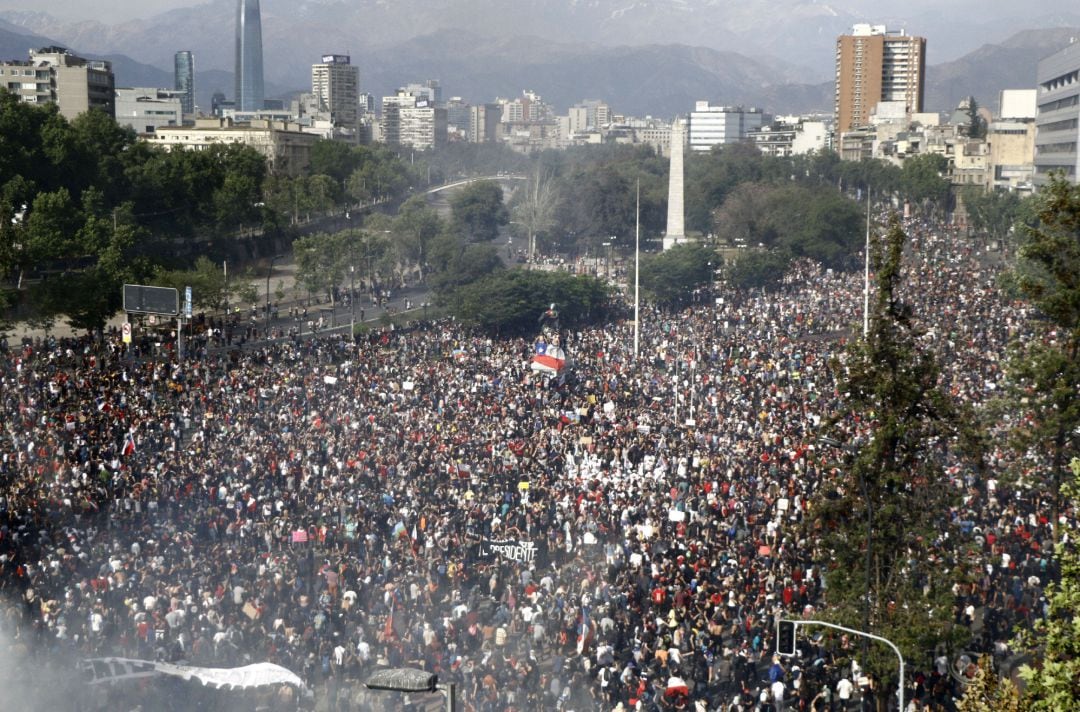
[82,658,306,692]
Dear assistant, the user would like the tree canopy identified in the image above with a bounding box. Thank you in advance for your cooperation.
[450,180,510,242]
[811,215,974,693]
[446,268,611,333]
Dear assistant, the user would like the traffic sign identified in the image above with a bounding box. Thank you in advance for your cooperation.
[123,284,179,316]
[122,322,132,344]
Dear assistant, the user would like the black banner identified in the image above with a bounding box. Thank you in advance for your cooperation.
[474,538,547,566]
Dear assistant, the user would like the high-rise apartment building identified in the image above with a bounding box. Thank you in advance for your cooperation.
[1034,42,1080,185]
[468,103,502,143]
[174,50,195,116]
[311,54,359,129]
[834,24,925,134]
[234,0,264,111]
[380,89,446,150]
[0,46,114,120]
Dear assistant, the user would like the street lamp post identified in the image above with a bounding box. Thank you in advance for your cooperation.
[265,253,283,340]
[350,265,356,335]
[777,618,904,712]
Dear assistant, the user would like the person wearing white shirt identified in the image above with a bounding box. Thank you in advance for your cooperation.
[837,676,854,709]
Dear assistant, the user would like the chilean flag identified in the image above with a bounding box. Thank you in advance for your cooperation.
[123,429,136,457]
[532,341,566,375]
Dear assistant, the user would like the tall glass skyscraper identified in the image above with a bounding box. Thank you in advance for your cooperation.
[234,0,264,112]
[174,50,195,116]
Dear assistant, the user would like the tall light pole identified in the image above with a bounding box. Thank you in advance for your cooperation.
[633,179,640,359]
[864,188,872,339]
[350,264,356,335]
[265,253,283,340]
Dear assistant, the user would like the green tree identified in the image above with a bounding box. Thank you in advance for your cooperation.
[711,182,777,248]
[901,153,951,218]
[726,250,789,291]
[211,144,266,229]
[447,268,610,332]
[811,215,972,700]
[309,139,357,186]
[957,654,1022,712]
[294,231,350,304]
[774,184,864,269]
[393,195,442,280]
[963,97,987,140]
[451,180,509,242]
[961,186,1025,243]
[637,243,713,306]
[155,256,237,313]
[1013,457,1080,710]
[23,188,82,263]
[1004,175,1080,539]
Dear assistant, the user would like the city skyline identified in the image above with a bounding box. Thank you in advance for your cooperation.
[0,0,1077,120]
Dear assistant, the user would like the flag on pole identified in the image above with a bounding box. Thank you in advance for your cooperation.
[447,462,472,479]
[123,429,136,457]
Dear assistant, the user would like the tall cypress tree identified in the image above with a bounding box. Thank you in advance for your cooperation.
[810,214,973,705]
[1005,174,1080,541]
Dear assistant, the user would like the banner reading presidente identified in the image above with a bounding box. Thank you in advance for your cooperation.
[473,538,548,566]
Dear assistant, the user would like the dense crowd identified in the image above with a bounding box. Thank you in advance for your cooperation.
[0,218,1063,712]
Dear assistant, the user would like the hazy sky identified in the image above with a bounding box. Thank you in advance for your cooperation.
[0,0,209,23]
[1,0,1077,27]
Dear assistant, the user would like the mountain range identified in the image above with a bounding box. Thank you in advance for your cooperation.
[1,1,1078,120]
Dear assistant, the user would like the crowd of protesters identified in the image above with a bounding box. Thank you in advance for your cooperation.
[0,217,1064,712]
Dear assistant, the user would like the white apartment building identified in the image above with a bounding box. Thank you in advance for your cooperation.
[311,55,359,131]
[146,117,317,175]
[687,102,764,151]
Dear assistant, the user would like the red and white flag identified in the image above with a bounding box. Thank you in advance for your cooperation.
[447,462,472,479]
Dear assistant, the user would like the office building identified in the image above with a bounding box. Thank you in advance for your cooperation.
[114,87,184,133]
[446,97,470,135]
[147,117,317,175]
[403,80,441,106]
[234,0,264,111]
[687,103,764,151]
[835,24,926,134]
[0,46,114,120]
[1034,41,1080,185]
[311,54,359,130]
[468,103,502,143]
[174,50,195,116]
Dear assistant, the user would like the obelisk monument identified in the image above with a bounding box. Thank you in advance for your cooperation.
[663,117,686,251]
